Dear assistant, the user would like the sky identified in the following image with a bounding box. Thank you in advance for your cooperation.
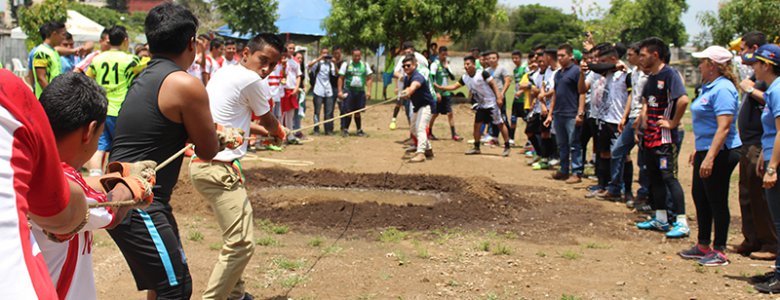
[499,0,714,37]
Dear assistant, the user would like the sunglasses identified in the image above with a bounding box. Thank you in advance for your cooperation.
[402,64,413,69]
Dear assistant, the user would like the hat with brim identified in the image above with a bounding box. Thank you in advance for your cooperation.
[743,44,780,66]
[692,46,733,64]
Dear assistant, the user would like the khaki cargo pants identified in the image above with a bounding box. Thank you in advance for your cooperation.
[190,160,254,300]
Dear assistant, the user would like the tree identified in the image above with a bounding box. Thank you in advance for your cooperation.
[179,0,223,34]
[510,4,583,52]
[698,0,780,45]
[17,0,67,47]
[323,0,498,52]
[580,0,689,46]
[214,0,278,35]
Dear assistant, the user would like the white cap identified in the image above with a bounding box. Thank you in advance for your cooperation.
[692,46,734,64]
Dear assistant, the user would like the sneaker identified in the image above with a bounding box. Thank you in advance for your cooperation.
[424,149,434,159]
[751,271,776,284]
[565,175,582,184]
[389,119,397,130]
[485,139,499,146]
[551,171,569,180]
[679,244,712,260]
[466,139,476,144]
[264,144,283,152]
[525,150,535,158]
[508,139,516,147]
[311,130,321,136]
[341,129,349,137]
[584,189,604,198]
[356,130,366,137]
[526,155,540,166]
[452,135,463,141]
[636,218,670,232]
[532,160,549,170]
[465,148,481,155]
[502,147,511,157]
[597,191,622,201]
[666,222,690,238]
[404,146,417,153]
[698,250,729,266]
[429,133,439,141]
[408,152,426,163]
[549,158,560,167]
[755,275,780,294]
[480,135,491,143]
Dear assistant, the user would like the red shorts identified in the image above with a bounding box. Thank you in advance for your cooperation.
[280,89,298,112]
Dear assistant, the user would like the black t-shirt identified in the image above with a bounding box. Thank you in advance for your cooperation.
[404,70,435,112]
[641,65,687,148]
[738,74,767,145]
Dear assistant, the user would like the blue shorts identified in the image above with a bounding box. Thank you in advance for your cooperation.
[98,116,117,151]
[383,72,394,86]
[344,90,366,112]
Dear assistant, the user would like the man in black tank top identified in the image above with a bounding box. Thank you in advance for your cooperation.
[107,3,220,299]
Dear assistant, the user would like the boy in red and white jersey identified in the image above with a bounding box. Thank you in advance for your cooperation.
[32,72,155,300]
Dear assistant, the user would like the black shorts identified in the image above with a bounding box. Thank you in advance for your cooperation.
[525,114,541,135]
[108,203,192,299]
[597,121,620,153]
[511,102,527,124]
[344,90,366,113]
[435,95,452,114]
[475,106,504,125]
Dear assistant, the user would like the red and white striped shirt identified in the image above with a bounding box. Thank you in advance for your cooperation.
[0,70,70,299]
[31,164,117,300]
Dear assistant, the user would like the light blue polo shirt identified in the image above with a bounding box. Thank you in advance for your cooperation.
[690,76,742,151]
[761,78,780,161]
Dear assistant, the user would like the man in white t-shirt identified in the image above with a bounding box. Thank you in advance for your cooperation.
[188,34,216,85]
[190,34,287,300]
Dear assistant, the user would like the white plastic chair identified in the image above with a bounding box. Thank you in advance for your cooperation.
[12,58,28,78]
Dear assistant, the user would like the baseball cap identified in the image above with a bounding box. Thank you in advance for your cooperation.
[691,46,733,64]
[743,44,780,66]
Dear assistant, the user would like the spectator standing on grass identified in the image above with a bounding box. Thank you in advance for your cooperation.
[338,48,373,137]
[382,47,398,101]
[545,44,584,184]
[730,31,777,261]
[748,43,780,294]
[307,47,337,135]
[529,51,553,170]
[634,37,690,238]
[677,46,741,267]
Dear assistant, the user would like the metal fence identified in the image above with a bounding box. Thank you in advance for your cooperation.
[0,32,28,71]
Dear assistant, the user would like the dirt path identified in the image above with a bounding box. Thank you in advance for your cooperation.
[93,102,770,300]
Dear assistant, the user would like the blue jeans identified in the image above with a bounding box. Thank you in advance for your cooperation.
[312,94,335,133]
[764,161,780,274]
[607,118,636,195]
[553,115,583,176]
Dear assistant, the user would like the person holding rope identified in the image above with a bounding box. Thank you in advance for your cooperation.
[190,33,286,300]
[399,54,435,163]
[106,4,225,299]
[35,72,156,300]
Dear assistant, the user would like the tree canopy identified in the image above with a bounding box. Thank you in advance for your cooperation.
[698,0,780,45]
[214,0,278,35]
[510,4,582,52]
[323,0,497,51]
[17,0,67,47]
[582,0,689,46]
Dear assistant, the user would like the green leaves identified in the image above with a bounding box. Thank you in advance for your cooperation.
[17,0,67,47]
[214,0,278,35]
[581,0,689,46]
[699,0,780,45]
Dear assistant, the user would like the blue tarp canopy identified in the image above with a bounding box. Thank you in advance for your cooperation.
[215,0,330,41]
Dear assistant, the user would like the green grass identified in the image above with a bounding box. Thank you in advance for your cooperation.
[379,227,408,243]
[584,242,611,249]
[187,230,204,242]
[492,243,511,256]
[257,219,290,234]
[536,251,547,258]
[208,243,222,251]
[271,225,289,234]
[323,245,343,255]
[561,250,580,260]
[393,251,408,266]
[476,241,491,252]
[280,274,307,288]
[308,237,324,247]
[415,246,431,259]
[561,295,583,300]
[256,236,280,247]
[431,227,462,244]
[272,257,306,271]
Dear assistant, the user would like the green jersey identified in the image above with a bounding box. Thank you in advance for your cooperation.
[32,43,62,98]
[339,61,372,91]
[383,54,395,73]
[87,50,148,116]
[430,59,452,97]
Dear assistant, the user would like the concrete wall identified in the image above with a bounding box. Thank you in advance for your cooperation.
[0,32,29,70]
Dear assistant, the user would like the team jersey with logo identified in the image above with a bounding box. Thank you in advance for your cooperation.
[430,59,452,97]
[32,44,62,98]
[459,70,497,109]
[339,61,373,91]
[187,55,216,83]
[87,50,149,117]
[0,70,70,300]
[31,163,117,300]
[641,65,687,148]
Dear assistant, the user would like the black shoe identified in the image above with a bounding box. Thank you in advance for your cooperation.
[755,275,780,294]
[752,271,776,284]
[429,133,439,141]
[341,129,349,137]
[356,130,366,137]
[311,130,320,136]
[424,149,434,159]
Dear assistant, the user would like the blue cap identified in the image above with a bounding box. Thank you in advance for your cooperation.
[742,44,780,65]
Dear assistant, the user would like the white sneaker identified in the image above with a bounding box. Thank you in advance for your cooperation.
[549,158,560,167]
[508,139,516,146]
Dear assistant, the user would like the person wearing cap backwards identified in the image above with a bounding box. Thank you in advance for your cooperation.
[750,43,780,293]
[677,46,742,267]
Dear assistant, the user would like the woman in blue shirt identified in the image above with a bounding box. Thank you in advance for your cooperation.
[750,43,780,294]
[678,46,742,267]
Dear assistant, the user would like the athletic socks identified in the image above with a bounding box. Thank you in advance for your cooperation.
[508,127,516,141]
[450,126,457,137]
[355,116,362,130]
[597,157,610,188]
[676,214,688,227]
[504,142,510,149]
[89,169,103,177]
[655,210,668,224]
[393,107,400,118]
[474,140,480,150]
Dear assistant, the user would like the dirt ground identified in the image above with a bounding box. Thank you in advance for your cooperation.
[93,100,774,300]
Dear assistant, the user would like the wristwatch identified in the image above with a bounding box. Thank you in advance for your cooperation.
[768,167,777,176]
[745,86,755,94]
